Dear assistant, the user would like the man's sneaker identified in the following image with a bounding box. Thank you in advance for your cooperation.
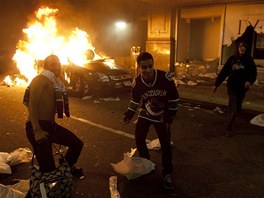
[162,174,175,190]
[71,166,85,179]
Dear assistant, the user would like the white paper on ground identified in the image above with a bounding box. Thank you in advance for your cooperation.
[250,114,264,127]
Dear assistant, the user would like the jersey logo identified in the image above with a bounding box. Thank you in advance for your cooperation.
[165,72,174,81]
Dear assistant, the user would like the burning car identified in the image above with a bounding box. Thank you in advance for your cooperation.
[7,6,134,96]
[62,59,133,97]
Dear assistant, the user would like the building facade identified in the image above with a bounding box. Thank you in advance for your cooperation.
[146,1,264,82]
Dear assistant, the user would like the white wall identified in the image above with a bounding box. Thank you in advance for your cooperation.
[189,17,221,61]
[223,3,264,46]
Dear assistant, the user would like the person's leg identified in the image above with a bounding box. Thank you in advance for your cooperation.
[237,92,245,113]
[154,122,175,190]
[135,118,151,159]
[154,122,173,174]
[49,123,83,167]
[226,90,238,136]
[25,121,55,172]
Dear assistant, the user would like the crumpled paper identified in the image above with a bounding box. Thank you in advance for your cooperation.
[147,139,161,150]
[250,114,264,127]
[147,138,174,150]
[111,148,155,180]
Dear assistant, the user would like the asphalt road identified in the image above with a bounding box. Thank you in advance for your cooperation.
[0,85,263,198]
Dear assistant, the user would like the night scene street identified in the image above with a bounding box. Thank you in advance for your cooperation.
[0,0,264,198]
[0,84,263,197]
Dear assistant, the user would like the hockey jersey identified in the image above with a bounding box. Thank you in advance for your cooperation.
[125,69,179,122]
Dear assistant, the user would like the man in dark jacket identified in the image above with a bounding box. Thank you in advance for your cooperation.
[121,52,179,190]
[213,41,257,137]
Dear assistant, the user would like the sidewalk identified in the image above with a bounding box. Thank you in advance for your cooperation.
[177,83,264,113]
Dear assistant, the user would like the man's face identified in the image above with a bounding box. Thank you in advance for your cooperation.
[238,42,246,55]
[47,57,61,77]
[138,59,154,81]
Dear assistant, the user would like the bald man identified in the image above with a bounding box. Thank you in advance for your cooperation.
[25,55,83,176]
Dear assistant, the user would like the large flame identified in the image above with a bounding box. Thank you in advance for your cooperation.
[9,6,101,85]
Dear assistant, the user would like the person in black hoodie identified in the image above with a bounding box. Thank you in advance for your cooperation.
[213,41,257,137]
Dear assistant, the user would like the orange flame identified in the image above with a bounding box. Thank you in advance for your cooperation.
[12,6,101,85]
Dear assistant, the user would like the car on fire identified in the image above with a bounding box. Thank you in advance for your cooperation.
[61,59,133,97]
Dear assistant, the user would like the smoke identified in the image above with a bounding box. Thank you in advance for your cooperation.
[0,0,37,74]
[0,0,149,74]
[37,0,149,57]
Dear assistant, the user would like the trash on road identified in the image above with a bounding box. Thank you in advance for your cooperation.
[111,148,155,180]
[0,179,29,198]
[147,139,174,150]
[0,152,11,174]
[250,114,264,127]
[213,106,224,114]
[0,148,33,174]
[100,97,120,102]
[109,176,120,198]
[7,148,33,166]
[147,139,161,150]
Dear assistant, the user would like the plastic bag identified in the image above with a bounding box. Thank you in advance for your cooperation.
[7,148,33,166]
[8,179,30,195]
[147,138,174,150]
[111,149,155,180]
[0,161,11,174]
[147,139,161,150]
[0,152,11,174]
[0,183,25,198]
[250,114,264,127]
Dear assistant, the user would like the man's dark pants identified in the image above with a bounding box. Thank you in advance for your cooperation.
[135,118,173,174]
[26,120,83,172]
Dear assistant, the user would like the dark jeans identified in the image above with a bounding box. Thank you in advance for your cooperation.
[135,118,173,174]
[26,121,83,172]
[227,89,245,130]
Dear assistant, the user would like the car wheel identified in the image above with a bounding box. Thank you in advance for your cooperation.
[72,76,90,97]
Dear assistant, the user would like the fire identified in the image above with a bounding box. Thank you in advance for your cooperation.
[3,75,27,87]
[10,6,101,86]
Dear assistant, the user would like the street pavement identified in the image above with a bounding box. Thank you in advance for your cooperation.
[0,84,263,198]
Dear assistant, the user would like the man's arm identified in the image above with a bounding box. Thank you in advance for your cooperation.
[121,79,140,125]
[214,57,233,92]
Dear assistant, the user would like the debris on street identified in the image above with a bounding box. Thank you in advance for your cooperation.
[111,148,155,180]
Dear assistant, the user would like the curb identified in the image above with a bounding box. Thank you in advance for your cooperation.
[177,85,264,113]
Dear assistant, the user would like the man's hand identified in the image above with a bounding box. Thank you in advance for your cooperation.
[245,81,251,89]
[34,130,49,142]
[120,118,130,126]
[120,110,134,126]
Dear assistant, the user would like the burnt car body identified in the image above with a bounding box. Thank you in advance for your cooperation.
[62,59,133,97]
